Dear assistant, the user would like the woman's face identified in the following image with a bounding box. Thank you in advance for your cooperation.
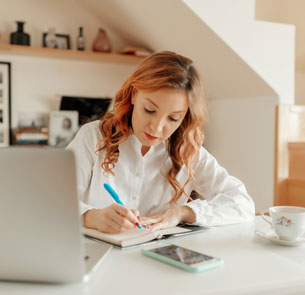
[131,88,188,149]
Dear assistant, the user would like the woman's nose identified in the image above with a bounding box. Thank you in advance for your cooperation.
[149,117,164,134]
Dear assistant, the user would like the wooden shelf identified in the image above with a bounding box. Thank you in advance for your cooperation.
[288,140,305,149]
[0,43,145,65]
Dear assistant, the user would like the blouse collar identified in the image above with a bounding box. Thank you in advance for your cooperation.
[125,132,167,157]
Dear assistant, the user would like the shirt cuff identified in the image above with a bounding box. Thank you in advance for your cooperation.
[184,198,255,227]
[79,202,96,216]
[185,199,215,226]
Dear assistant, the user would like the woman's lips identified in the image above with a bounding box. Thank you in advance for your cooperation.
[144,132,158,140]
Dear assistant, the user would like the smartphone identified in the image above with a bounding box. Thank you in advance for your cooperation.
[141,244,223,273]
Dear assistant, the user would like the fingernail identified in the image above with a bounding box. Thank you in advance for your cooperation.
[135,222,140,226]
[137,216,140,221]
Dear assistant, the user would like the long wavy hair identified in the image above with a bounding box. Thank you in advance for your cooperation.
[97,51,207,204]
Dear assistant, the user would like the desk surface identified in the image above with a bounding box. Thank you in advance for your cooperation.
[1,217,305,295]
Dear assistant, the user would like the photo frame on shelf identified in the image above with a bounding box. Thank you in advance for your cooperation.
[0,62,11,147]
[48,111,79,148]
[42,33,71,49]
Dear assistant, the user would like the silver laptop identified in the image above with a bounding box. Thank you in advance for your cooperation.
[0,147,112,283]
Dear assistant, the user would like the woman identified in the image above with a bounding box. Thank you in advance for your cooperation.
[68,51,255,234]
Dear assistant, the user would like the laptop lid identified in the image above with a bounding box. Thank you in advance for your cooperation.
[0,148,86,283]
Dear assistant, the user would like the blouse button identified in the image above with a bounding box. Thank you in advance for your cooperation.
[132,195,137,200]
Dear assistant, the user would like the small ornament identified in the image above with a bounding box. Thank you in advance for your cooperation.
[92,28,111,53]
[10,21,31,46]
[76,27,85,51]
[45,27,57,48]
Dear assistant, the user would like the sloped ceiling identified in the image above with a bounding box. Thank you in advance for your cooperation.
[76,0,276,100]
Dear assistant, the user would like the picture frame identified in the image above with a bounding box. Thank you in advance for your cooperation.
[0,62,11,147]
[48,111,79,148]
[42,33,71,50]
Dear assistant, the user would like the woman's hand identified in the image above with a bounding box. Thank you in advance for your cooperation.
[140,205,196,230]
[83,204,140,234]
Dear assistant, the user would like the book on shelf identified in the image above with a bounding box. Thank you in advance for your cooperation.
[83,223,208,249]
[14,127,48,145]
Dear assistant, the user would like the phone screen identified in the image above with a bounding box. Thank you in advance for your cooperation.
[150,244,214,265]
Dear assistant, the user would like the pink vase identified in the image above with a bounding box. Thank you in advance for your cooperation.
[92,28,111,53]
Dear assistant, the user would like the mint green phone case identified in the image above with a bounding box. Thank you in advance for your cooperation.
[141,247,223,273]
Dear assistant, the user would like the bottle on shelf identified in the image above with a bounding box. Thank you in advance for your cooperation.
[10,21,31,46]
[76,27,85,51]
[45,27,57,48]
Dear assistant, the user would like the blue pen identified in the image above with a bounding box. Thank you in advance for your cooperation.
[104,183,142,229]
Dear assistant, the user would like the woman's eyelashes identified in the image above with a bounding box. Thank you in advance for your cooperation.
[144,107,180,122]
[144,107,155,114]
[169,117,179,122]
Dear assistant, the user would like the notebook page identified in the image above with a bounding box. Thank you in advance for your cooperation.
[83,227,156,246]
[156,226,191,236]
[83,226,191,247]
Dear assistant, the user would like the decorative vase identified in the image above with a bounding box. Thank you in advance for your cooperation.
[45,27,57,48]
[92,28,111,53]
[10,21,30,46]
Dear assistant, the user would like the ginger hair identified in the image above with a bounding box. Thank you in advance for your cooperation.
[97,51,206,204]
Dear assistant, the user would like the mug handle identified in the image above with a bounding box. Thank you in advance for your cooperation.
[259,210,272,226]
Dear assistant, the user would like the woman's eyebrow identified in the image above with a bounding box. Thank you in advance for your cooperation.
[171,110,186,114]
[144,97,159,108]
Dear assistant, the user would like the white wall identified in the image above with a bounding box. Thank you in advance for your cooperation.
[205,95,278,211]
[4,56,135,127]
[256,0,305,71]
[0,0,137,128]
[295,72,305,105]
[256,0,305,105]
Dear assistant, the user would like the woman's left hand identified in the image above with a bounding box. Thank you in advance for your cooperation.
[140,205,196,230]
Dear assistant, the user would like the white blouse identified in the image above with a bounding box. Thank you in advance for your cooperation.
[67,120,255,226]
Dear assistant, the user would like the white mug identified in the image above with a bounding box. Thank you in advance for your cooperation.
[260,206,305,241]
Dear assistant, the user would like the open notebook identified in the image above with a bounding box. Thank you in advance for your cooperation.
[83,224,208,249]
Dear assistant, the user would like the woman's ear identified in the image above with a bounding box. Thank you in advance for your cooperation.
[131,93,137,105]
[131,88,137,105]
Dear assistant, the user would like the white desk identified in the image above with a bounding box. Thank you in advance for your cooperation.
[1,217,305,295]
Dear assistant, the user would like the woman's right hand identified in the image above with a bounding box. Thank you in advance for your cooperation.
[83,204,140,234]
